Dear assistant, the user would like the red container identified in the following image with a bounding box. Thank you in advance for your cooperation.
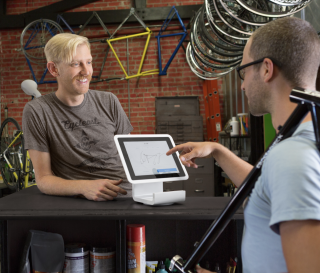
[127,224,146,273]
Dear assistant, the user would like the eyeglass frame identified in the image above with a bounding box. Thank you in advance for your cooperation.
[236,57,282,81]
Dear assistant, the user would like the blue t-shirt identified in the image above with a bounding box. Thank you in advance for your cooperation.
[242,121,320,273]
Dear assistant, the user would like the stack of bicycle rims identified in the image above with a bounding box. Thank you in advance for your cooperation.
[186,0,312,80]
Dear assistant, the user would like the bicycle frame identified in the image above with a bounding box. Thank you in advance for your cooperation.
[156,6,188,76]
[2,131,34,190]
[106,8,159,80]
[169,87,320,272]
[2,131,23,183]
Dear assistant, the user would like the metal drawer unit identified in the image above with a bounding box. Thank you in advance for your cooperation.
[156,116,203,143]
[162,158,215,197]
[155,96,200,116]
[185,158,214,197]
[156,96,204,144]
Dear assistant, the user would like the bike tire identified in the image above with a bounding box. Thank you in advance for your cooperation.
[0,118,25,191]
[20,19,64,64]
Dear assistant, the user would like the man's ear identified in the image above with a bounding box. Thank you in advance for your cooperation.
[262,58,274,83]
[47,62,60,77]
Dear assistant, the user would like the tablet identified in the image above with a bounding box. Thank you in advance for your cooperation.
[114,134,189,184]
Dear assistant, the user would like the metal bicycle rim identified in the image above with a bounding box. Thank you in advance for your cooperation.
[218,0,270,26]
[200,27,243,57]
[193,13,243,63]
[212,0,256,36]
[206,0,248,44]
[235,0,311,17]
[191,34,242,69]
[186,43,235,79]
[200,5,245,52]
[190,44,238,75]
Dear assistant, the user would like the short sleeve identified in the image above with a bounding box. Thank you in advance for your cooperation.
[22,102,50,152]
[264,137,320,234]
[110,94,133,135]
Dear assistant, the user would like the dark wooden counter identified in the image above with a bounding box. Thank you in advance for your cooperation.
[0,186,244,273]
[0,185,243,220]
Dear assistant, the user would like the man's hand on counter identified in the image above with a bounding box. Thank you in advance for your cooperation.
[81,179,127,201]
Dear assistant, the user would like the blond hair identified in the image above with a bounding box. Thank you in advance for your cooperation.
[44,33,90,64]
[250,17,320,88]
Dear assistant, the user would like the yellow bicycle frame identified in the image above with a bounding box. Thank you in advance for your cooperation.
[106,27,159,80]
[3,131,35,189]
[24,150,33,189]
[3,131,22,182]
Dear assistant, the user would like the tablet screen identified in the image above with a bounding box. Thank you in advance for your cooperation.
[117,137,186,180]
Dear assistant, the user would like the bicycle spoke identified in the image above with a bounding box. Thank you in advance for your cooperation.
[21,19,64,64]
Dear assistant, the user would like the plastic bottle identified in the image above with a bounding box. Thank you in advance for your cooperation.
[230,117,239,136]
[63,243,89,273]
[156,261,168,273]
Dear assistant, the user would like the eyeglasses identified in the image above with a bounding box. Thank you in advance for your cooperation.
[236,57,281,80]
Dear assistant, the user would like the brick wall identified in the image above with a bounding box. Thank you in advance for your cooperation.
[0,0,224,139]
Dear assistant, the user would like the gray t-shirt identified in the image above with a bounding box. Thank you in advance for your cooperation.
[22,89,133,196]
[242,121,320,273]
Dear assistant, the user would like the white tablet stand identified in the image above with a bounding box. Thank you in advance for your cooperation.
[132,182,185,206]
[114,134,188,206]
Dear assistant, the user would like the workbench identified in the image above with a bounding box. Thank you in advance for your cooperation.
[0,186,244,273]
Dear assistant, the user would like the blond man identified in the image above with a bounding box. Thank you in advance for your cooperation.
[23,33,133,201]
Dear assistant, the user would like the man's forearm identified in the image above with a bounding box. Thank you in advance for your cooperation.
[213,143,253,188]
[36,175,87,196]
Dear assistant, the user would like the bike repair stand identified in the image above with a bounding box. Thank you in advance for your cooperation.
[132,182,185,206]
[169,87,320,273]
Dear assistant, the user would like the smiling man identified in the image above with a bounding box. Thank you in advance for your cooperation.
[167,17,320,273]
[22,33,133,201]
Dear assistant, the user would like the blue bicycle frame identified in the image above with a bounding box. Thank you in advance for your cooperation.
[156,6,188,76]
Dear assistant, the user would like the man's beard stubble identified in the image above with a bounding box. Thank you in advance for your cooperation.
[247,74,271,117]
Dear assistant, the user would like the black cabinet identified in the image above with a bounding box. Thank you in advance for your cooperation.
[163,158,214,197]
[155,96,204,144]
[0,186,243,273]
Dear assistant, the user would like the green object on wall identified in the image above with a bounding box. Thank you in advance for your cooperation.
[264,114,276,150]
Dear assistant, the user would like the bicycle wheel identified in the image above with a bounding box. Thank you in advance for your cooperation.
[0,118,25,191]
[20,19,64,64]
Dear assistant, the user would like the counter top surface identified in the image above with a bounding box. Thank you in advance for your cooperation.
[0,186,243,220]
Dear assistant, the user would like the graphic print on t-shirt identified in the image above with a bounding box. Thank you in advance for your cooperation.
[74,130,99,155]
[61,117,101,131]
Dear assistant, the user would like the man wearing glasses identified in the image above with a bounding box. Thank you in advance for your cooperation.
[167,17,320,273]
